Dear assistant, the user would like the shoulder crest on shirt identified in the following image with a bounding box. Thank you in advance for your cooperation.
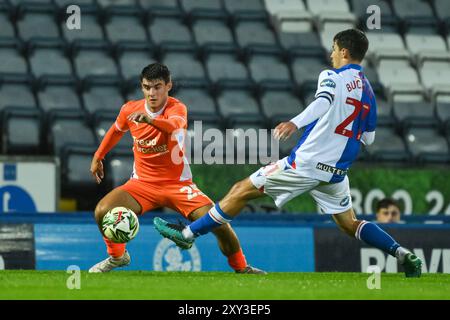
[320,78,336,88]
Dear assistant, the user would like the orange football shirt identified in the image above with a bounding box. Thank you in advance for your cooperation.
[111,96,192,182]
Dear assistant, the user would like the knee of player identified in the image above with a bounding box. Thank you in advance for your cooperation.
[94,203,109,223]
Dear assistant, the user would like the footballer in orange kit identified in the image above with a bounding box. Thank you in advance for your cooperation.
[88,62,266,274]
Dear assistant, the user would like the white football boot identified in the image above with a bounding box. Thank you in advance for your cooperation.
[88,250,131,273]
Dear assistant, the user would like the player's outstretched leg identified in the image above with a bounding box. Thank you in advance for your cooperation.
[89,188,141,273]
[332,209,422,278]
[188,206,266,274]
[154,178,263,248]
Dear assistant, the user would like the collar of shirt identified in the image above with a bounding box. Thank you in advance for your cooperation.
[144,98,168,118]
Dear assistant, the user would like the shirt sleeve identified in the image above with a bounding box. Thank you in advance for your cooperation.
[366,94,377,132]
[361,131,375,146]
[114,103,130,132]
[289,96,331,129]
[151,103,187,133]
[315,70,337,104]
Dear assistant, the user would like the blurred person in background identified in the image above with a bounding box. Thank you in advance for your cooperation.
[376,198,401,223]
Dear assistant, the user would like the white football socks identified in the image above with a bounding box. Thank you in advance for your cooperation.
[182,226,195,240]
[395,247,410,264]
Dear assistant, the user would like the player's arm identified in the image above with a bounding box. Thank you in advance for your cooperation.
[274,70,335,140]
[274,97,332,140]
[127,105,187,134]
[91,107,129,184]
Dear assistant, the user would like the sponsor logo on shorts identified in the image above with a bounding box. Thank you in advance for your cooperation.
[316,162,348,176]
[340,196,350,207]
[153,238,201,271]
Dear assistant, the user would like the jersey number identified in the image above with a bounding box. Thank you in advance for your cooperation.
[180,184,204,200]
[335,97,370,140]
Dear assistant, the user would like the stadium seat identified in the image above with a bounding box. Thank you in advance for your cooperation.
[205,52,250,85]
[363,63,383,93]
[138,0,182,15]
[264,0,313,34]
[247,53,292,87]
[320,21,356,54]
[260,89,304,126]
[93,111,133,149]
[108,149,134,188]
[0,82,37,111]
[61,11,104,45]
[349,0,398,30]
[377,59,421,92]
[0,10,15,39]
[435,94,450,127]
[82,82,125,115]
[192,18,235,51]
[302,89,317,106]
[181,0,226,19]
[307,0,356,28]
[37,82,82,112]
[216,88,261,120]
[404,126,450,163]
[149,16,195,51]
[162,51,207,85]
[97,0,139,10]
[374,90,394,126]
[234,20,279,54]
[60,145,103,198]
[291,56,329,91]
[54,0,95,6]
[365,125,410,162]
[16,6,60,42]
[73,47,119,80]
[278,31,324,57]
[391,0,437,32]
[117,45,155,82]
[365,32,410,62]
[47,110,97,155]
[224,0,267,20]
[0,107,42,155]
[174,86,219,121]
[419,61,450,91]
[392,92,436,127]
[0,41,28,82]
[28,40,73,80]
[433,0,450,27]
[405,33,450,64]
[125,81,144,101]
[104,13,148,45]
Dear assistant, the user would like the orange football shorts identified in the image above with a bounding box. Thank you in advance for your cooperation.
[118,178,213,218]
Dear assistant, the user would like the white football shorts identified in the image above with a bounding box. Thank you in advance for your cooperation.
[249,159,352,214]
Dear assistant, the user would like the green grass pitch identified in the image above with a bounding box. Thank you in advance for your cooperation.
[0,271,449,300]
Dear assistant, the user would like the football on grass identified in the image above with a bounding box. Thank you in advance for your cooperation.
[102,207,139,243]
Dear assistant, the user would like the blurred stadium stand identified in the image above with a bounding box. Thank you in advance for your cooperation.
[0,0,449,209]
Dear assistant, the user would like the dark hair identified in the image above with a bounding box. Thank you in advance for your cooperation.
[333,29,369,62]
[376,198,399,212]
[140,62,171,83]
